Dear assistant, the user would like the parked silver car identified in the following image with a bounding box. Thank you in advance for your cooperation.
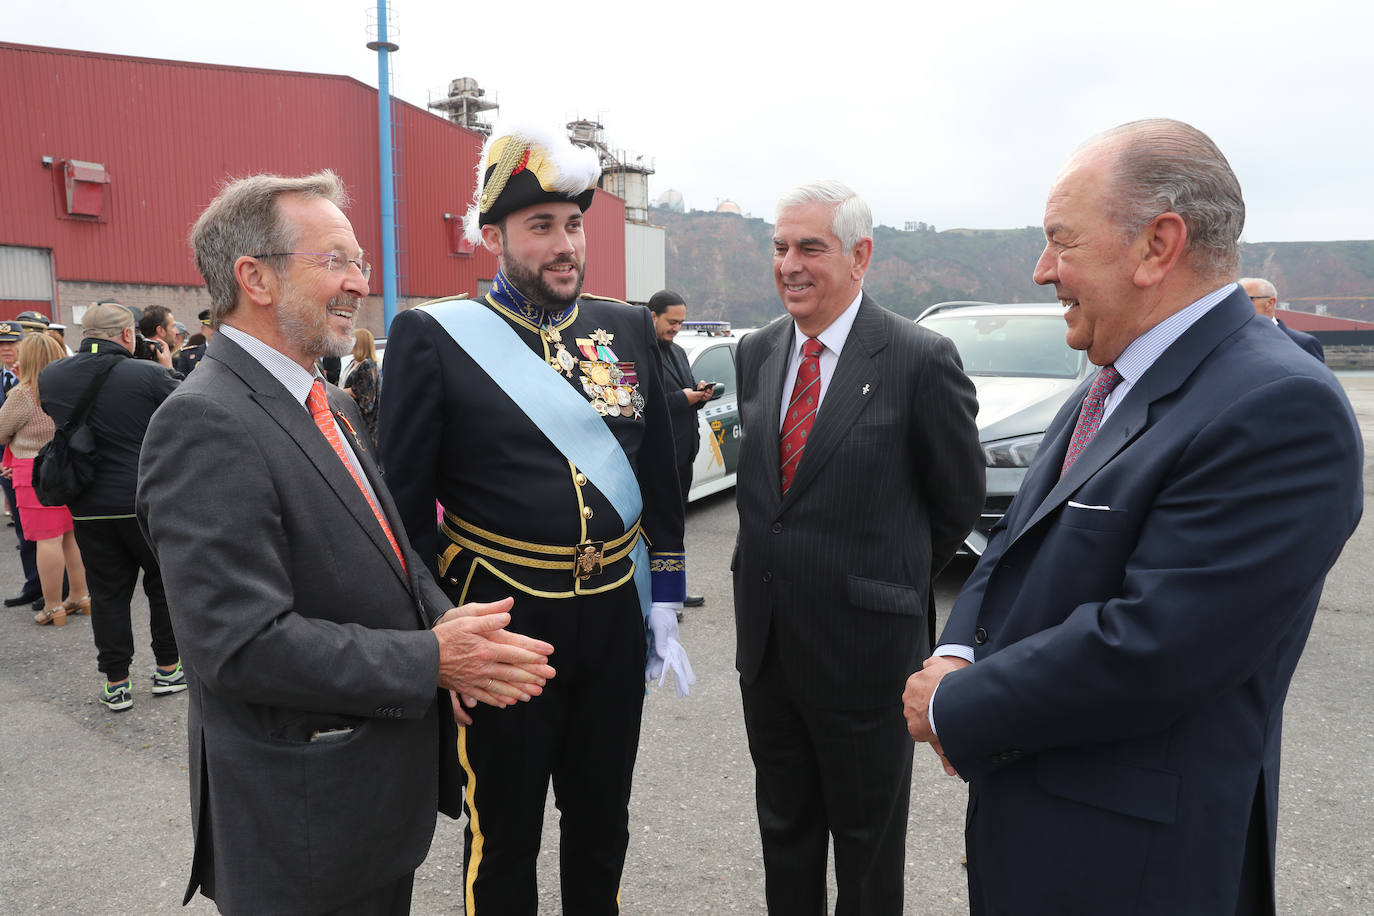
[916,302,1091,555]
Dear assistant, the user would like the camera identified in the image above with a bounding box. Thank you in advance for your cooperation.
[133,332,165,361]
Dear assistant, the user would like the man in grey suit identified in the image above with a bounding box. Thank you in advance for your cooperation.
[137,171,556,915]
[732,180,984,914]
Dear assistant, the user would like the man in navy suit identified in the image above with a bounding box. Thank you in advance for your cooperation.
[903,119,1362,915]
[1241,276,1325,362]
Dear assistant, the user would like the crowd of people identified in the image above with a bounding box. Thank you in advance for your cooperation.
[4,115,1361,916]
[2,296,387,714]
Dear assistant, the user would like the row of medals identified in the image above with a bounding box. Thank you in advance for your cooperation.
[543,324,646,419]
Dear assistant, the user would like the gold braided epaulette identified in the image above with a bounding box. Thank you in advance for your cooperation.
[579,293,632,306]
[417,293,471,307]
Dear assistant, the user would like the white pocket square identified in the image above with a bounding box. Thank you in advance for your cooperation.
[1067,500,1112,511]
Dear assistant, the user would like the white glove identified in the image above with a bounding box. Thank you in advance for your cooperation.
[646,602,696,697]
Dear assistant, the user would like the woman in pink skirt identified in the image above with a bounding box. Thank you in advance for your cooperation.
[0,333,89,626]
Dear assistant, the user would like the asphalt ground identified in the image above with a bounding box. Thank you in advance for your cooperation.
[2,378,1371,915]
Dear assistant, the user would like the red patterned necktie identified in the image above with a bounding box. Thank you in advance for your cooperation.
[780,337,824,495]
[1060,365,1123,478]
[307,379,408,573]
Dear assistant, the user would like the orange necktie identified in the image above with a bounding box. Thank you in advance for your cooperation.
[307,379,408,574]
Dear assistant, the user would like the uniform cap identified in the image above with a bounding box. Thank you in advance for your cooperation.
[464,121,601,245]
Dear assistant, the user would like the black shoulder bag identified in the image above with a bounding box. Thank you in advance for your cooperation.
[32,358,121,507]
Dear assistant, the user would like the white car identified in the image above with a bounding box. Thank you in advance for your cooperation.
[916,302,1092,555]
[674,322,746,502]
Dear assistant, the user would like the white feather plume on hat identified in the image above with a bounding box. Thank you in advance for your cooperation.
[463,120,602,245]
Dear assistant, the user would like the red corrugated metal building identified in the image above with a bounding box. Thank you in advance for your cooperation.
[1275,309,1374,332]
[0,41,627,329]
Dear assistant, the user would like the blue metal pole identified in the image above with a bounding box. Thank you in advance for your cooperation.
[371,1,399,332]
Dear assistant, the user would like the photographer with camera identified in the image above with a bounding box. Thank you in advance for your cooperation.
[39,301,184,712]
[135,305,179,368]
[650,289,712,609]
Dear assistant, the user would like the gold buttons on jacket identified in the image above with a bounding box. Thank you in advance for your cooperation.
[582,506,594,519]
[575,473,587,486]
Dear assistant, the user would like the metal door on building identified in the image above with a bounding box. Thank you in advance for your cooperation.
[0,246,56,321]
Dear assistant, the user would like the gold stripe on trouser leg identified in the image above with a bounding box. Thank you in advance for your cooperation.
[458,725,483,914]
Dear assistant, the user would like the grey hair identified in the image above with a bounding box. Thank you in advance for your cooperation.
[1086,119,1245,280]
[1239,277,1277,299]
[776,180,873,251]
[189,171,349,326]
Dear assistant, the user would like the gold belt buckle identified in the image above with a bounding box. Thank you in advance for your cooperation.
[574,541,604,580]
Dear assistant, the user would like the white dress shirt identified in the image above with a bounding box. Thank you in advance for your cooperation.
[778,290,864,429]
[219,324,380,505]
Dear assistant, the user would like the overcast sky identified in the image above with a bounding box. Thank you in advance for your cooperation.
[11,0,1372,242]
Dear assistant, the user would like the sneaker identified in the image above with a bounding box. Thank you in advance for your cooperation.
[100,680,133,712]
[152,661,188,696]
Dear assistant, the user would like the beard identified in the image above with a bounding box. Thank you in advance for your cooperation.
[278,278,357,361]
[502,251,586,310]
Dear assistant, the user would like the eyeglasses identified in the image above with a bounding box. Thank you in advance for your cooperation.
[1248,295,1274,301]
[253,252,372,281]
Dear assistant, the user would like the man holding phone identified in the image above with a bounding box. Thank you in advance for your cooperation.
[650,289,711,608]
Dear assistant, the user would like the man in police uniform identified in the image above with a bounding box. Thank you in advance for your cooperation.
[379,122,691,915]
[172,309,214,375]
[15,309,52,336]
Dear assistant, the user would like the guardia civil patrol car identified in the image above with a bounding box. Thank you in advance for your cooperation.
[676,321,746,502]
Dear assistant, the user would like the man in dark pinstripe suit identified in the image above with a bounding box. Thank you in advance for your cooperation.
[733,180,984,914]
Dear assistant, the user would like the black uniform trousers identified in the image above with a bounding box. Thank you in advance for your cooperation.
[676,461,693,515]
[448,564,646,915]
[72,516,178,683]
[741,633,915,916]
[2,475,39,595]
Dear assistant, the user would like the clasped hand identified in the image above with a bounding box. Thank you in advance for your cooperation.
[433,597,556,725]
[903,655,970,778]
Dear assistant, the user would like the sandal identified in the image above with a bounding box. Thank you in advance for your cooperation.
[35,606,67,627]
[62,594,91,615]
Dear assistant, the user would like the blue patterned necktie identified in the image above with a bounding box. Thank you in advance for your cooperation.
[1060,365,1122,478]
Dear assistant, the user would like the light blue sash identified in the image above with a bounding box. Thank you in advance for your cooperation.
[418,298,650,618]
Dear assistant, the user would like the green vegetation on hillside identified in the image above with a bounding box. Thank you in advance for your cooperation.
[655,207,1374,325]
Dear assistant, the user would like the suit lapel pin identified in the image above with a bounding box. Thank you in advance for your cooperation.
[862,384,871,396]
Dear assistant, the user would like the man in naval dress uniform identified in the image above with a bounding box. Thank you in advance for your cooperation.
[379,121,692,915]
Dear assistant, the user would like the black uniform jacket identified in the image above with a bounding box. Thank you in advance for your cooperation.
[173,342,206,376]
[379,293,686,604]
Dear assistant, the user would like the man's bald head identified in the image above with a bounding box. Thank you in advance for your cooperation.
[1240,277,1278,319]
